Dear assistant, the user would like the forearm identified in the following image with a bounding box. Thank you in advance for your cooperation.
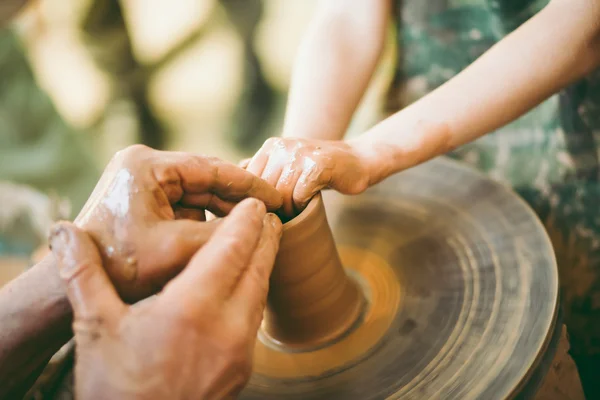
[353,0,600,183]
[0,254,72,398]
[282,0,390,140]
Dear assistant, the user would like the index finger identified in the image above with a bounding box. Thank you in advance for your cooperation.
[161,153,283,210]
[230,213,282,332]
[161,198,266,312]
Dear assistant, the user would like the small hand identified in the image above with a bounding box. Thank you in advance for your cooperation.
[50,198,282,400]
[73,144,282,301]
[241,138,372,217]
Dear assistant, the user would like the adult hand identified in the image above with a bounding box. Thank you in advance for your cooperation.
[241,138,372,217]
[50,198,282,400]
[74,144,282,301]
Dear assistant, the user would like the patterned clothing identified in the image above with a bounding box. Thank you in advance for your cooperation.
[386,0,600,394]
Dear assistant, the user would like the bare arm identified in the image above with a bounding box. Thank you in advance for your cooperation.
[282,0,391,140]
[0,255,72,399]
[352,0,600,183]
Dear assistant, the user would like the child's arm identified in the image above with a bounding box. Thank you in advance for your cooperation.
[282,0,391,141]
[353,0,600,183]
[245,0,600,214]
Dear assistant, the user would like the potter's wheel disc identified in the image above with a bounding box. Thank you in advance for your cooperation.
[240,157,559,400]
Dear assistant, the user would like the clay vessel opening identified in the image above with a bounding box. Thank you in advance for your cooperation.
[262,192,364,350]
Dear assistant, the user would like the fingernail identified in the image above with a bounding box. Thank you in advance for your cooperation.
[265,213,282,232]
[249,197,266,214]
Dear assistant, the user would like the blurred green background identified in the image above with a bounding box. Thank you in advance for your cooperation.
[0,0,394,259]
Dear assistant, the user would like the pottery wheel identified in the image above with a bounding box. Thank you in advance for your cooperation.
[239,156,559,400]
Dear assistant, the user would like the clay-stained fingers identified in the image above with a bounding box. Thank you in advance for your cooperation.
[158,153,282,210]
[245,145,271,179]
[162,198,266,309]
[260,158,285,189]
[174,206,206,221]
[291,167,328,213]
[145,218,222,282]
[230,213,282,332]
[179,193,239,217]
[49,221,124,322]
[275,163,303,218]
[257,141,290,188]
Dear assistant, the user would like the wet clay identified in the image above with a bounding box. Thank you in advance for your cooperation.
[261,193,364,349]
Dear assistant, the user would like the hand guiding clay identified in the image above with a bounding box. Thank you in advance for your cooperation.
[73,144,282,302]
[242,138,372,217]
[50,198,282,400]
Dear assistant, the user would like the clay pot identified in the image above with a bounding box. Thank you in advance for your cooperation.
[262,193,364,349]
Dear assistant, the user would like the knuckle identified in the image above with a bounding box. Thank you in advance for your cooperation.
[73,315,108,342]
[199,155,220,167]
[264,137,279,147]
[59,259,94,286]
[223,236,250,263]
[290,140,306,152]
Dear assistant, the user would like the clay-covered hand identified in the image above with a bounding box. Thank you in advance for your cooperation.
[241,138,372,217]
[50,198,282,400]
[74,144,282,301]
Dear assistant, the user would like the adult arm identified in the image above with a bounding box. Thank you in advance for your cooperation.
[0,145,282,397]
[0,255,71,399]
[282,0,391,140]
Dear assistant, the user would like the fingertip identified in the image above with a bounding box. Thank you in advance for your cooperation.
[292,196,311,215]
[267,190,284,211]
[264,213,283,237]
[249,175,283,211]
[228,197,267,225]
[245,197,267,213]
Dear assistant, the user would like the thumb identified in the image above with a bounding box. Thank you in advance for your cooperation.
[49,221,124,321]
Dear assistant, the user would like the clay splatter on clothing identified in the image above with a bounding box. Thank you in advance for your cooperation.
[386,0,600,384]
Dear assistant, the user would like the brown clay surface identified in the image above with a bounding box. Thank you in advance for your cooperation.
[261,193,364,349]
[241,157,560,399]
[255,245,400,377]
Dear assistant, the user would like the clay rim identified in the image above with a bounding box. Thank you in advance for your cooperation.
[264,191,367,351]
[280,192,322,230]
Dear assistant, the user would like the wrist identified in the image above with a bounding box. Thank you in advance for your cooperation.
[346,136,396,186]
[348,116,454,185]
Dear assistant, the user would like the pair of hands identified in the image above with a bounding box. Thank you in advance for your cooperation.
[51,200,280,399]
[50,139,373,398]
[49,145,283,399]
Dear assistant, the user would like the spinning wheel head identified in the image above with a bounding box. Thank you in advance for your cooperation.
[241,157,559,400]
